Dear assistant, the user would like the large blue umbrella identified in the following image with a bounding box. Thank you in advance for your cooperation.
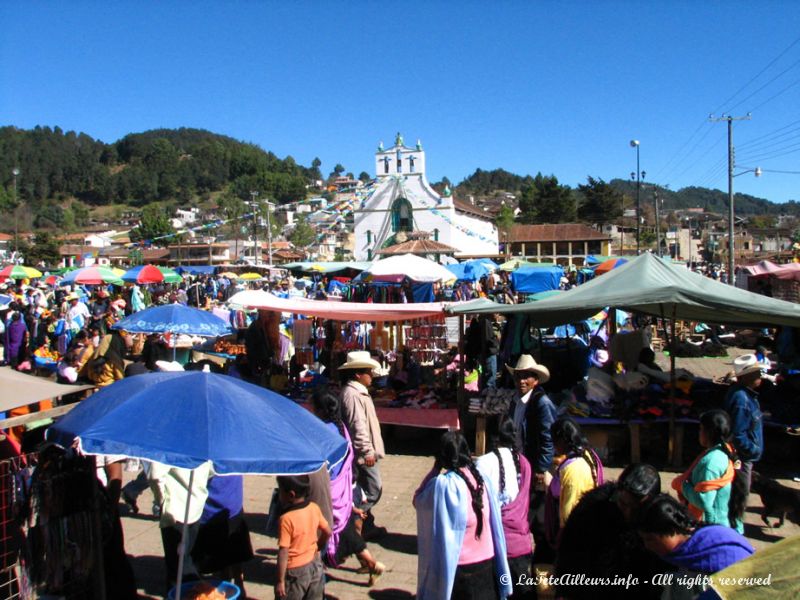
[46,371,348,599]
[111,304,233,337]
[46,371,348,474]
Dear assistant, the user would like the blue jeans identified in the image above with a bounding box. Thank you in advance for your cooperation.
[484,354,498,389]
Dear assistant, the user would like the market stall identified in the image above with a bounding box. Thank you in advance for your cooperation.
[226,290,461,430]
[450,252,800,462]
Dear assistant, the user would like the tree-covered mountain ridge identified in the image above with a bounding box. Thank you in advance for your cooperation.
[454,168,800,216]
[0,125,319,212]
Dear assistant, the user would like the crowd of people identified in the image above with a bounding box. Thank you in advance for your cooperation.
[409,351,765,600]
[0,265,788,600]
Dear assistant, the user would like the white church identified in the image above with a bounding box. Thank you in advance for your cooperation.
[352,134,499,261]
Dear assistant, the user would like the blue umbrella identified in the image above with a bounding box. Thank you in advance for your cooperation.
[46,371,348,474]
[46,371,348,599]
[0,293,12,308]
[111,304,233,337]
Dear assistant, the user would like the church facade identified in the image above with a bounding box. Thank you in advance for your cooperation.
[352,134,498,260]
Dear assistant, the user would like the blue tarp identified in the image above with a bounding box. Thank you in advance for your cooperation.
[446,261,491,282]
[511,266,563,294]
[412,283,434,303]
[175,266,217,275]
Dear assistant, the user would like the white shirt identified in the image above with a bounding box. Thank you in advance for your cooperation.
[513,389,533,449]
[476,447,520,506]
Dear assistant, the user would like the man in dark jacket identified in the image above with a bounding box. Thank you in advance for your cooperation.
[724,353,764,500]
[506,354,556,535]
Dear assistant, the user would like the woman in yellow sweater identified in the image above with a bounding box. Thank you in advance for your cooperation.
[544,417,604,549]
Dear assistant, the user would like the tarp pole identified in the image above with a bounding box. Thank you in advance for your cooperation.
[669,307,677,465]
[174,468,195,600]
[457,314,465,409]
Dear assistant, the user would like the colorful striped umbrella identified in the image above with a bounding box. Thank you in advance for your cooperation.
[61,266,124,286]
[122,264,164,284]
[158,266,183,284]
[0,265,43,280]
[594,258,628,275]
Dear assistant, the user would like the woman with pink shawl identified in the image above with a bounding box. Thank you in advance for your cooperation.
[311,390,385,586]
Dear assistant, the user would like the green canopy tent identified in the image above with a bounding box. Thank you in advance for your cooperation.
[448,253,800,463]
[448,253,800,328]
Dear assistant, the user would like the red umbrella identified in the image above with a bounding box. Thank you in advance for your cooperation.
[121,264,165,284]
[594,258,628,275]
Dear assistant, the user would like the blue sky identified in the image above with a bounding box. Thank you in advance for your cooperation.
[3,1,800,204]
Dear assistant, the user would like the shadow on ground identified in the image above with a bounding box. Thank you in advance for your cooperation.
[374,532,417,555]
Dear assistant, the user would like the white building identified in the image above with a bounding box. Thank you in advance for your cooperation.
[353,133,498,260]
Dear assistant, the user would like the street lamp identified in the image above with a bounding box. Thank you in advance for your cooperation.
[729,166,762,284]
[11,167,20,257]
[629,140,643,254]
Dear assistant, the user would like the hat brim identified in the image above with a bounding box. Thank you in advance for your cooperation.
[338,359,383,372]
[506,364,550,384]
[735,365,762,379]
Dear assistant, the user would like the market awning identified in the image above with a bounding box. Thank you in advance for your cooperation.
[0,367,93,413]
[227,290,449,321]
[448,252,800,328]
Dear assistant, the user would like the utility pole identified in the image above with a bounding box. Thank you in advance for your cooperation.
[654,190,662,257]
[250,190,259,266]
[710,114,751,285]
[265,199,273,267]
[12,167,20,256]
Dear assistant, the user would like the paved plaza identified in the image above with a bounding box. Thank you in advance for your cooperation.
[119,350,800,599]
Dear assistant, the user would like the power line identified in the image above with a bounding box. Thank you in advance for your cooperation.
[657,36,800,189]
[737,121,800,149]
[725,55,800,114]
[651,120,710,181]
[748,76,800,113]
[736,130,800,156]
[715,34,800,115]
[739,140,800,163]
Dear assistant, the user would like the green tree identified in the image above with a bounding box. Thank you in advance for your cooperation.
[358,171,371,183]
[517,173,576,224]
[23,232,61,267]
[330,163,345,178]
[130,204,174,243]
[495,203,516,258]
[577,176,623,227]
[219,192,247,259]
[289,213,316,248]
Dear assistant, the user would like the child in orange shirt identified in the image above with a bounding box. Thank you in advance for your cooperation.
[275,475,332,600]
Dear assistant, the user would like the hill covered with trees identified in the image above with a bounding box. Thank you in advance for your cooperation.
[0,126,319,230]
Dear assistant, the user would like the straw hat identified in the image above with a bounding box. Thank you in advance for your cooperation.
[506,354,550,384]
[66,292,80,301]
[733,354,761,379]
[338,351,382,372]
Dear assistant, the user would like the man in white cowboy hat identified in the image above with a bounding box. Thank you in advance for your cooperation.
[723,353,765,501]
[339,351,386,537]
[66,291,90,331]
[506,355,557,494]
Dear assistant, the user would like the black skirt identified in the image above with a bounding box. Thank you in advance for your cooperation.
[191,510,254,573]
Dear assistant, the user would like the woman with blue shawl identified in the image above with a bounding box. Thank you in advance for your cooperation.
[311,390,385,586]
[414,430,512,600]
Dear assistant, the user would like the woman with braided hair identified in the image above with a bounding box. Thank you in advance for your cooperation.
[672,410,748,533]
[544,417,604,550]
[310,389,385,586]
[476,418,535,599]
[414,430,512,600]
[638,495,753,596]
